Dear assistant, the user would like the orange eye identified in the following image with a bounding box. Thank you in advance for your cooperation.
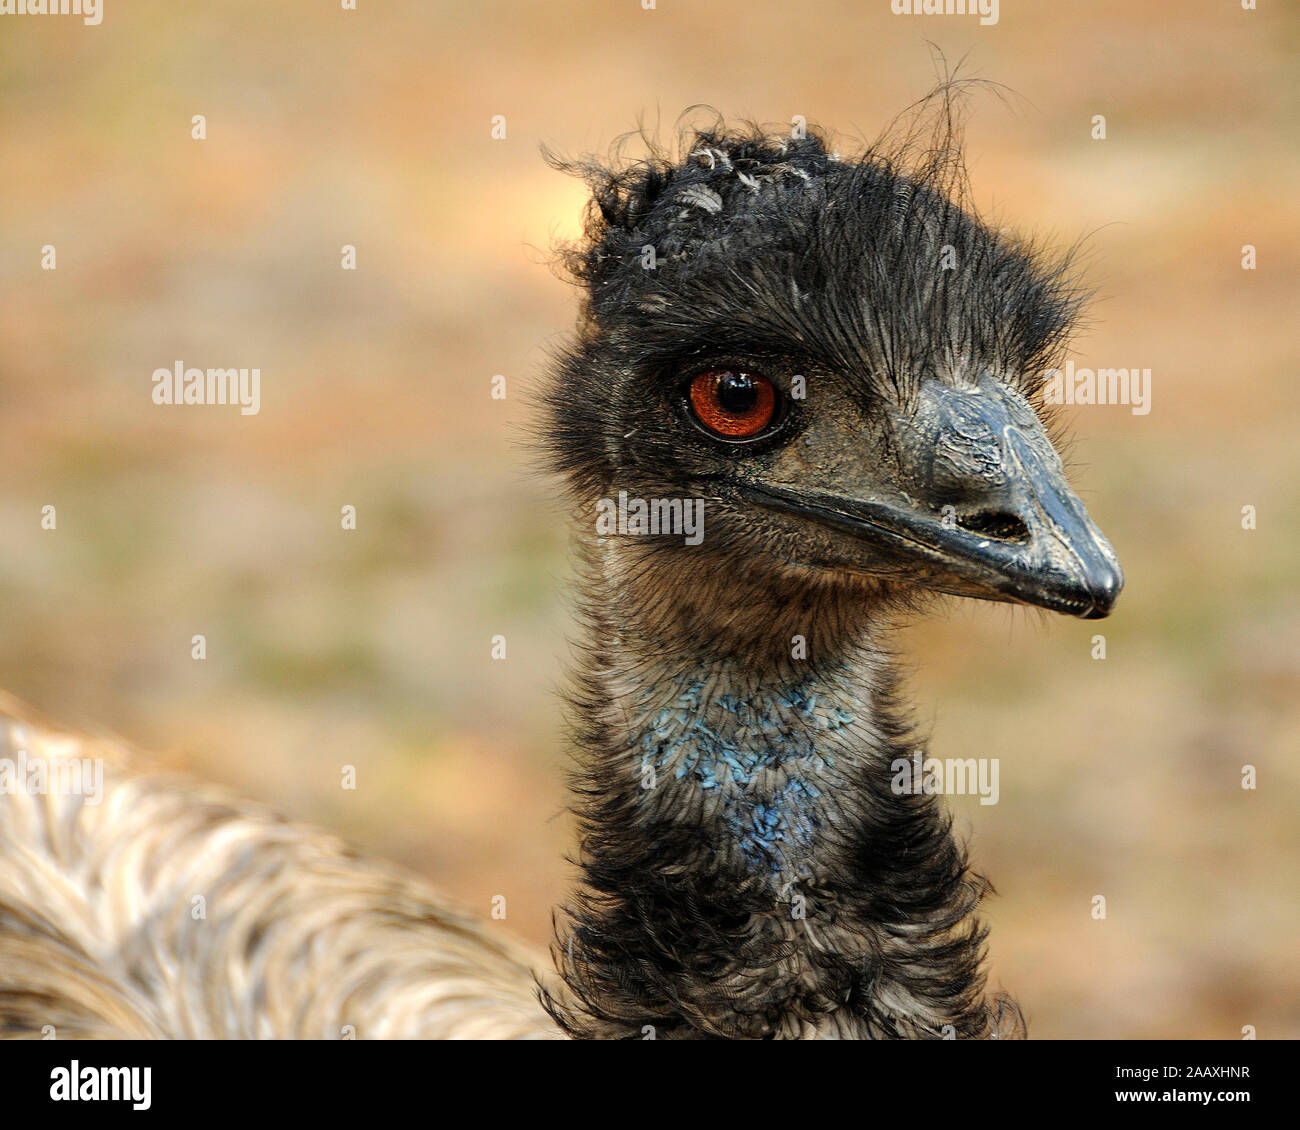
[688,370,778,439]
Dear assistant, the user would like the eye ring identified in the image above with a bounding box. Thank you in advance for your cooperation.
[687,370,781,440]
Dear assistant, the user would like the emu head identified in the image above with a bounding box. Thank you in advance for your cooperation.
[546,124,1123,621]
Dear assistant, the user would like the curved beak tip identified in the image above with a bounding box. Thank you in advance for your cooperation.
[1079,558,1124,619]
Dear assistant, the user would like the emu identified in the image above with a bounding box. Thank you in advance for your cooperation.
[0,112,1122,1040]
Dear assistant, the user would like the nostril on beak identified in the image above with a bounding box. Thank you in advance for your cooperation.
[955,509,1031,543]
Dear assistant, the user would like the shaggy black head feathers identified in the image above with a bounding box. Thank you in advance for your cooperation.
[544,110,1084,499]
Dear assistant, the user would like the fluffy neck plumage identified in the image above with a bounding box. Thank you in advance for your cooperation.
[544,532,1022,1040]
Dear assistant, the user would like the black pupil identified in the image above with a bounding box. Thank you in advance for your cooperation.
[716,373,757,414]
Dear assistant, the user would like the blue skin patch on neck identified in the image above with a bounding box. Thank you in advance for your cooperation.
[636,675,854,879]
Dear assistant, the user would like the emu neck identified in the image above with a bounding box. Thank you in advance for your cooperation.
[547,536,1020,1040]
[636,658,854,886]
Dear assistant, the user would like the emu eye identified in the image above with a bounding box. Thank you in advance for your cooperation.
[688,370,778,439]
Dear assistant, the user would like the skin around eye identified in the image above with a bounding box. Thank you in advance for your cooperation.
[689,371,777,438]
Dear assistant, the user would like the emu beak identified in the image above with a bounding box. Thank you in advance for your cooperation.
[748,376,1125,619]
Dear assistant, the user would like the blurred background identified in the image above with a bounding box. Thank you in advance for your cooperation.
[1,1,1296,1038]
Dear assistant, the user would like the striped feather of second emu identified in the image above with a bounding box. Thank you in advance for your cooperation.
[0,696,556,1040]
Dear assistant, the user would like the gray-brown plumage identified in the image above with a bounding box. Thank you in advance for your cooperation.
[0,108,1122,1040]
[0,697,553,1039]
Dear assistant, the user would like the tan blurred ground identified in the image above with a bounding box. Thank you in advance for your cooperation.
[1,1,1296,1038]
